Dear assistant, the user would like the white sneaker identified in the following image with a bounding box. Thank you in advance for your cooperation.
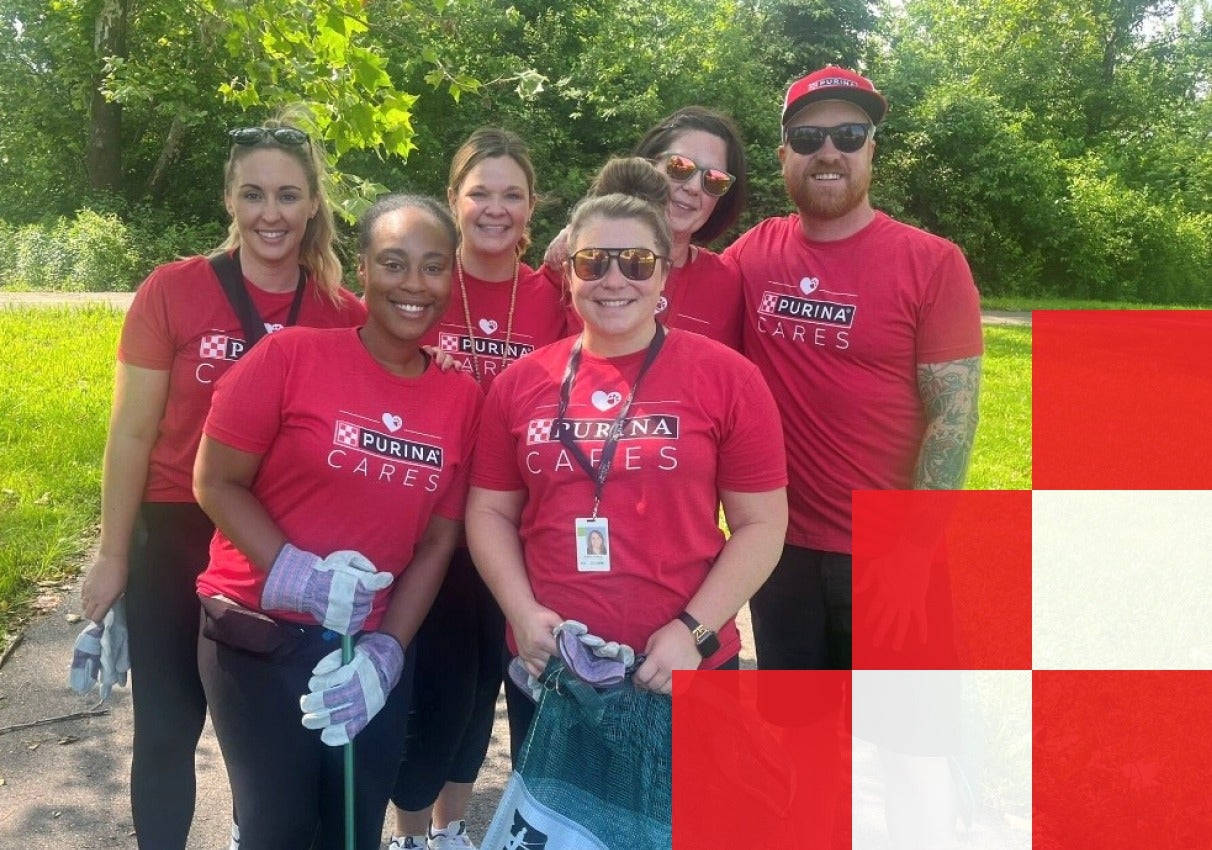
[388,836,428,850]
[427,819,477,850]
[229,822,240,850]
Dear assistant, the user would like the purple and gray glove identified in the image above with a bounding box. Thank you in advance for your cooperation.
[299,631,404,746]
[261,543,393,634]
[508,620,636,702]
[68,597,130,702]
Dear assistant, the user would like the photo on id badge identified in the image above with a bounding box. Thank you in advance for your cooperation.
[576,518,610,572]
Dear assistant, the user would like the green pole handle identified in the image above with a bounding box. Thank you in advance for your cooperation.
[342,634,355,850]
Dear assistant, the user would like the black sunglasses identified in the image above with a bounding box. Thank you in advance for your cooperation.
[228,126,310,147]
[784,123,873,155]
[658,153,736,197]
[569,247,667,282]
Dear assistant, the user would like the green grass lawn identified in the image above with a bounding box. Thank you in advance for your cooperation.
[0,310,1032,646]
[983,295,1204,311]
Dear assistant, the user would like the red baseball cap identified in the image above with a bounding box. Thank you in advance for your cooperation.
[782,66,889,126]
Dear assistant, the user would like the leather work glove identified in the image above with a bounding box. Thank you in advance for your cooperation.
[554,619,635,687]
[261,543,393,634]
[69,597,131,702]
[299,632,404,746]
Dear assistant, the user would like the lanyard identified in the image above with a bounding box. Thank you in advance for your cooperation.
[555,325,666,518]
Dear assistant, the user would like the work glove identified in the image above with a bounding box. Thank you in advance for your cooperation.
[261,543,393,634]
[555,619,635,686]
[299,632,404,746]
[69,597,131,701]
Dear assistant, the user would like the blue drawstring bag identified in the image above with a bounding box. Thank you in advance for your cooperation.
[482,658,672,850]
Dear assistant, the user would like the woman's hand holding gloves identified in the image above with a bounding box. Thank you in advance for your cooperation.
[261,543,393,634]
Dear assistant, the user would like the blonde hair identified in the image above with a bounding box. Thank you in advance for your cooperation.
[447,127,537,258]
[217,105,342,302]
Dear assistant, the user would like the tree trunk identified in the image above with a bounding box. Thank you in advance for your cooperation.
[145,115,188,201]
[86,0,129,194]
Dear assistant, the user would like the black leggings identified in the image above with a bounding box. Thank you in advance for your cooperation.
[124,502,215,849]
[199,622,415,850]
[391,548,505,810]
[749,545,853,670]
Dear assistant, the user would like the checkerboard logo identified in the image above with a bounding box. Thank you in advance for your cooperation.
[438,333,461,353]
[760,293,779,313]
[333,420,360,449]
[526,419,554,445]
[199,334,228,360]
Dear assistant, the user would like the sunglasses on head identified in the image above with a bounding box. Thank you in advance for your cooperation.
[228,126,309,147]
[659,153,736,197]
[570,247,667,282]
[784,123,873,155]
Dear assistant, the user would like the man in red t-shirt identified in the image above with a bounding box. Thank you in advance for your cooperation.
[725,66,984,671]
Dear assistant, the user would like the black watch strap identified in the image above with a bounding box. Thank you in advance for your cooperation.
[677,611,721,659]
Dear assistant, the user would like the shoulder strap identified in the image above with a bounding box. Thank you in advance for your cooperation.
[209,249,269,349]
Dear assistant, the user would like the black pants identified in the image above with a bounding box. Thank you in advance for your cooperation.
[503,654,740,767]
[124,502,215,849]
[391,548,505,810]
[199,622,414,850]
[749,545,852,670]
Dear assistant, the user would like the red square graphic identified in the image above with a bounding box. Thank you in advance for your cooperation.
[852,490,1032,670]
[1033,310,1212,488]
[673,670,851,849]
[1035,670,1212,848]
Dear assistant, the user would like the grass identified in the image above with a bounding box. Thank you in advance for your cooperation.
[0,306,122,643]
[983,295,1204,311]
[0,310,1032,648]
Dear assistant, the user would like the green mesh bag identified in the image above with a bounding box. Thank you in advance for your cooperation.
[482,660,672,850]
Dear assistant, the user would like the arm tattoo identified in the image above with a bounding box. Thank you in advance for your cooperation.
[914,356,982,490]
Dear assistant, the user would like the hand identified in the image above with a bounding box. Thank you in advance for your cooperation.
[422,344,459,372]
[854,538,933,651]
[542,227,571,270]
[634,619,703,695]
[81,553,128,623]
[261,544,393,634]
[299,631,405,746]
[512,605,562,678]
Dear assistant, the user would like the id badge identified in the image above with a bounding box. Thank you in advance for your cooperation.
[576,517,611,572]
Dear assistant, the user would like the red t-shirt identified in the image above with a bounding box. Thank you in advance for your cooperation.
[118,255,366,502]
[553,249,744,350]
[421,263,568,392]
[473,329,787,667]
[725,212,983,553]
[196,327,482,631]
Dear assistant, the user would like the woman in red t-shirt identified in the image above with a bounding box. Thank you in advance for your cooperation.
[73,111,364,850]
[468,158,788,760]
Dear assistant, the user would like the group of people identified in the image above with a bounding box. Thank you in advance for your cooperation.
[70,63,982,850]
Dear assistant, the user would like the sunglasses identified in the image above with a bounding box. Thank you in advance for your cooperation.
[784,123,873,155]
[659,153,736,197]
[228,126,309,147]
[570,247,667,282]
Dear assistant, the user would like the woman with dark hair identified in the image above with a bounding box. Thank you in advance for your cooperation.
[550,107,749,350]
[75,110,365,849]
[193,193,481,848]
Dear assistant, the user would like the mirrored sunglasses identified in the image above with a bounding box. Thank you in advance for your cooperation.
[228,126,310,147]
[660,153,736,197]
[784,122,873,155]
[570,247,666,282]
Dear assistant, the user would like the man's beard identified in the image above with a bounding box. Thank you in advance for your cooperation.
[786,160,871,221]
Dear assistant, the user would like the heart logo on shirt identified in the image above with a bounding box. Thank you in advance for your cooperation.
[479,318,499,335]
[800,276,820,294]
[591,390,623,411]
[382,413,403,433]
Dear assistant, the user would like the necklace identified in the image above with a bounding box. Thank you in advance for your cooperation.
[457,250,519,386]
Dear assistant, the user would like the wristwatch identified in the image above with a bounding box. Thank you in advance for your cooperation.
[677,611,721,659]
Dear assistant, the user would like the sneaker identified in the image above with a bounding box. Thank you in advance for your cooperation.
[387,836,428,850]
[427,819,477,850]
[229,822,240,850]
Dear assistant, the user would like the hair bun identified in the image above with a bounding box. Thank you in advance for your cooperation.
[589,157,668,207]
